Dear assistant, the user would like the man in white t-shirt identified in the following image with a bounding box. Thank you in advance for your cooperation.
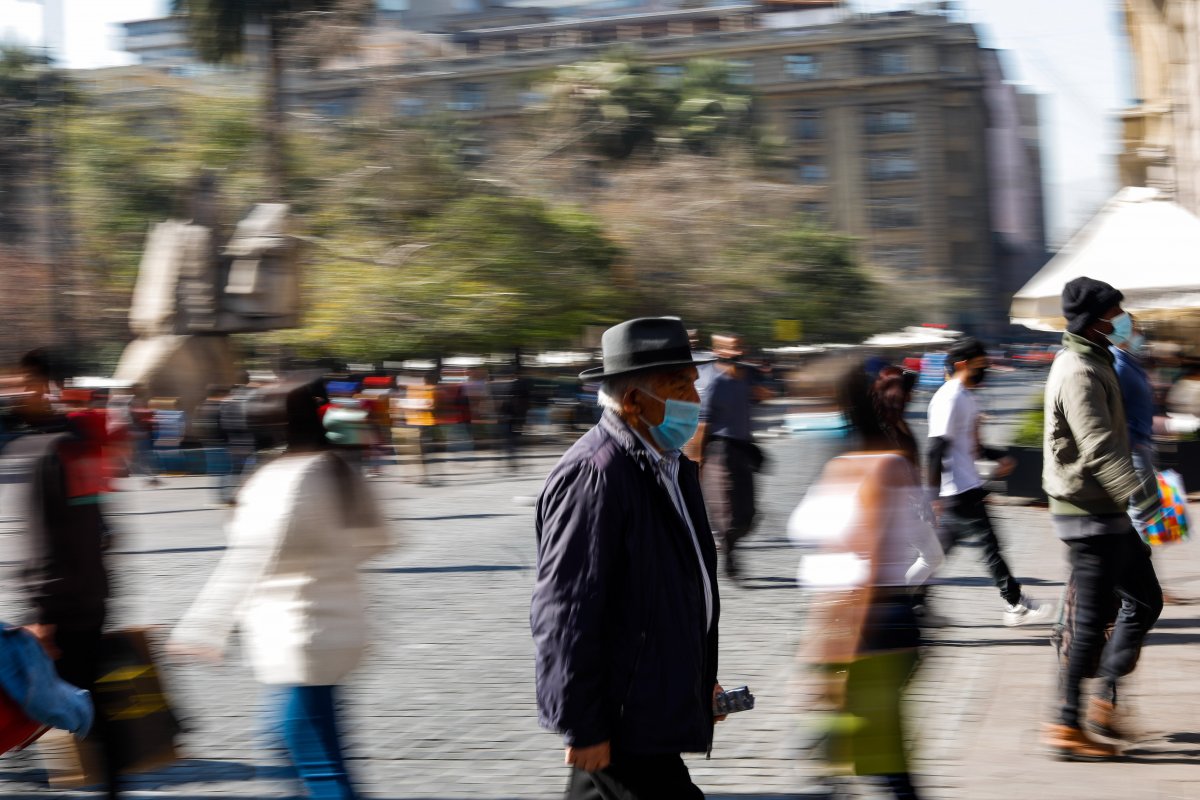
[926,337,1054,627]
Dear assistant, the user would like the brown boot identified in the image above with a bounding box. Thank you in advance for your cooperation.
[1086,698,1127,740]
[1043,724,1118,761]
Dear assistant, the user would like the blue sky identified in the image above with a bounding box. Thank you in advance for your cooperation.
[1,0,1128,245]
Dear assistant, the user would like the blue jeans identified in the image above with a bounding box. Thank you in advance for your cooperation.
[279,685,356,799]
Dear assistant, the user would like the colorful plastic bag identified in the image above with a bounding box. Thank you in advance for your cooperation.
[1143,469,1191,546]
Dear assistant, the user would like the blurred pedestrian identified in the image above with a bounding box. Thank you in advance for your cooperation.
[531,317,724,799]
[1112,319,1157,533]
[194,385,234,505]
[686,333,767,580]
[495,366,532,473]
[169,377,392,798]
[789,362,943,800]
[925,337,1053,627]
[2,355,121,797]
[1042,277,1163,760]
[220,385,258,502]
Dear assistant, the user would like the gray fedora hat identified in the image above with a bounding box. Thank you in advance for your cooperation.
[580,317,714,380]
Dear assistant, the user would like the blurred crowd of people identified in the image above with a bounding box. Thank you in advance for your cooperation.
[4,279,1200,800]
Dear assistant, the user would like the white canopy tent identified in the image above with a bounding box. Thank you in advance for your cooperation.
[1011,187,1200,331]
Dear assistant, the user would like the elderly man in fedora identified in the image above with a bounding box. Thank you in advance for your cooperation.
[531,317,725,799]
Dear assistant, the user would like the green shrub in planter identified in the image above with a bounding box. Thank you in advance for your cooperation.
[1012,394,1044,449]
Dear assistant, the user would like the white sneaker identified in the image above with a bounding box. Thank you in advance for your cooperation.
[1004,594,1056,627]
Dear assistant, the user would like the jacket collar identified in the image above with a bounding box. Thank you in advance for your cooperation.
[599,410,659,475]
[1111,345,1146,374]
[1062,331,1115,367]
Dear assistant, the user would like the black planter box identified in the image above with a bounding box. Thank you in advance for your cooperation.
[1005,445,1046,501]
[1155,438,1200,493]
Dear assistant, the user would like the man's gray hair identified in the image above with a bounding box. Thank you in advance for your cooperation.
[597,373,653,414]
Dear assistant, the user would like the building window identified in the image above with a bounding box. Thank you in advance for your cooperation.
[793,109,823,140]
[951,241,976,266]
[869,197,919,228]
[784,53,821,80]
[448,83,486,111]
[797,155,828,184]
[518,90,548,108]
[946,149,970,172]
[863,106,915,135]
[862,47,911,76]
[654,64,685,87]
[397,96,426,117]
[873,245,924,272]
[798,201,827,221]
[866,150,917,181]
[728,60,754,86]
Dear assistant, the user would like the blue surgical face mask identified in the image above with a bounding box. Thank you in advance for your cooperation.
[1128,332,1147,355]
[640,391,700,452]
[1105,312,1133,347]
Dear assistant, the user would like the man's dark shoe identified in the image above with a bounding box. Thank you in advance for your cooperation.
[723,550,740,580]
[1043,723,1118,761]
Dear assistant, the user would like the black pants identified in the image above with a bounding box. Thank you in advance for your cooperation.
[54,628,122,799]
[701,437,756,552]
[937,488,1021,606]
[1060,529,1162,727]
[565,753,703,800]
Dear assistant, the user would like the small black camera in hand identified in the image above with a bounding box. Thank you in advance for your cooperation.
[713,685,755,716]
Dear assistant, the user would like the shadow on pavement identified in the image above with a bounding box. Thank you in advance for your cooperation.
[123,758,297,788]
[113,545,227,556]
[933,576,1063,588]
[363,564,528,574]
[926,637,1052,648]
[391,512,519,522]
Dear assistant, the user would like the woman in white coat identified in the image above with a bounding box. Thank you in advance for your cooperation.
[170,379,391,799]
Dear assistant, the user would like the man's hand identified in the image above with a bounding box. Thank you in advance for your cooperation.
[565,741,611,772]
[993,456,1017,480]
[713,683,727,723]
[22,623,59,659]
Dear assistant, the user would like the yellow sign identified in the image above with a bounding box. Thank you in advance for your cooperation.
[774,319,802,342]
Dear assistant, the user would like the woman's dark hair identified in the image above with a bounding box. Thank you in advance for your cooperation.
[837,363,889,450]
[837,360,917,461]
[285,378,330,452]
[243,376,330,452]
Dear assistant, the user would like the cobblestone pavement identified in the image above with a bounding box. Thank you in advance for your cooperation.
[2,374,1199,799]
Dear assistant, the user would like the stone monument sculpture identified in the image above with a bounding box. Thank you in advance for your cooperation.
[114,178,300,427]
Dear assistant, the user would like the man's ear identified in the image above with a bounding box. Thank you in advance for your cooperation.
[621,387,641,418]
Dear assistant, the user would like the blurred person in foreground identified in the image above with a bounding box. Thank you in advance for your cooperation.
[168,377,393,799]
[1042,277,1163,760]
[686,333,770,580]
[925,337,1053,627]
[1,354,122,797]
[531,317,724,799]
[789,361,943,800]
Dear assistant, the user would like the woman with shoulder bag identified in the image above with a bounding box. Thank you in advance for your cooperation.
[789,363,942,800]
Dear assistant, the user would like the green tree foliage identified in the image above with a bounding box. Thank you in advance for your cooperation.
[171,0,371,197]
[282,193,625,360]
[542,54,754,160]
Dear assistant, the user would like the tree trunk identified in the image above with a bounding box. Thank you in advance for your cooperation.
[265,17,287,201]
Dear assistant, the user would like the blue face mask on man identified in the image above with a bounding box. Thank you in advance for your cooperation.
[1105,312,1134,347]
[640,391,701,452]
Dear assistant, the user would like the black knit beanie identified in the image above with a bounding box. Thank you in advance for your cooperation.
[1061,277,1123,335]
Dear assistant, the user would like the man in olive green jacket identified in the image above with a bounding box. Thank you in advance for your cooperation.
[1042,276,1162,761]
